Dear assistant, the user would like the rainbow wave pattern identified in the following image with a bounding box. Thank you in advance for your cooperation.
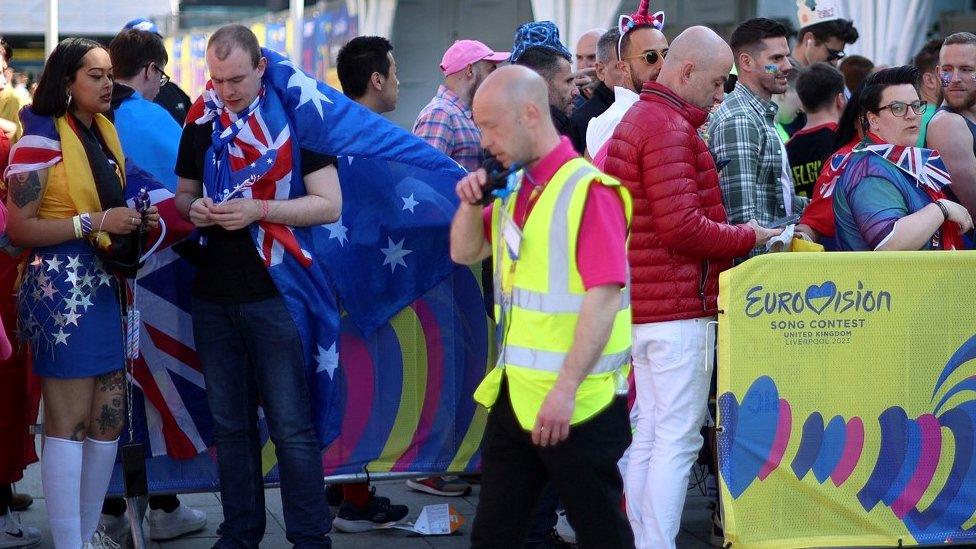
[719,335,976,545]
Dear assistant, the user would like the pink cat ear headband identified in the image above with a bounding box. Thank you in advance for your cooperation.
[617,0,665,59]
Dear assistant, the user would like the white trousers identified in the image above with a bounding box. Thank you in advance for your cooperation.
[625,317,714,549]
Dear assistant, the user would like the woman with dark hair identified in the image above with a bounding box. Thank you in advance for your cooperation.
[833,66,973,250]
[2,38,159,548]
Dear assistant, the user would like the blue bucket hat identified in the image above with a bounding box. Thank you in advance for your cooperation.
[123,17,160,36]
[511,21,572,64]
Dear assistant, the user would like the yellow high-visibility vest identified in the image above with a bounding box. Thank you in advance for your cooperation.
[475,157,633,430]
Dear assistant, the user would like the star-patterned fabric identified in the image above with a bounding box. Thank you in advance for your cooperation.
[18,242,123,378]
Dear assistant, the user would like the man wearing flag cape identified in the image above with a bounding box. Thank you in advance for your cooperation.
[173,23,466,547]
[174,25,338,547]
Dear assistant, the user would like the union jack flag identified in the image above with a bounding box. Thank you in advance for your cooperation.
[125,165,209,458]
[193,85,312,269]
[4,108,63,180]
[818,140,953,199]
[859,143,953,191]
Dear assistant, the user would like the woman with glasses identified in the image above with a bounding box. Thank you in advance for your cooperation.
[833,66,974,251]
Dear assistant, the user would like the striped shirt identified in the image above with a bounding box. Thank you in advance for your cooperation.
[413,85,484,172]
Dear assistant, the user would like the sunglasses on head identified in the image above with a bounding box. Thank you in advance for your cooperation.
[622,48,668,66]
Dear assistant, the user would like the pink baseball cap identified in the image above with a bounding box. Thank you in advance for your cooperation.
[440,40,509,76]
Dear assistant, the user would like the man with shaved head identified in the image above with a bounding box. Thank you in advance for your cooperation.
[606,26,780,549]
[451,65,635,548]
[574,28,604,101]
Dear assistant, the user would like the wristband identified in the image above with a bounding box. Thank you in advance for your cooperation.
[80,213,93,236]
[260,200,270,220]
[187,197,203,218]
[72,215,83,239]
[935,200,950,222]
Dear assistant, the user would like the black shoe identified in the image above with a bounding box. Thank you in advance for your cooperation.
[331,488,408,533]
[325,485,343,507]
[524,528,573,549]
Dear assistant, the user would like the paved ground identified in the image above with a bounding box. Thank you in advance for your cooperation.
[13,460,717,548]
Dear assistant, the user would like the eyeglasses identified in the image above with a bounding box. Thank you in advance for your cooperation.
[621,48,668,66]
[875,100,927,117]
[825,47,845,62]
[144,63,170,87]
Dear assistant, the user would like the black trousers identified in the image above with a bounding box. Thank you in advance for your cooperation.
[471,382,635,549]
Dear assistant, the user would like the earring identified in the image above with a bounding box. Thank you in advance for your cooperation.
[65,89,72,108]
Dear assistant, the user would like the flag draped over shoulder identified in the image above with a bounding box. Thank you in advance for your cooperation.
[6,109,206,458]
[4,108,61,179]
[187,47,466,447]
[818,141,953,199]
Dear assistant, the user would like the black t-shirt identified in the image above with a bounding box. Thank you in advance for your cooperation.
[785,123,838,198]
[175,120,336,303]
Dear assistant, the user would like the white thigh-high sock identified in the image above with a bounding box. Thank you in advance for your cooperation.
[42,436,84,549]
[79,437,119,542]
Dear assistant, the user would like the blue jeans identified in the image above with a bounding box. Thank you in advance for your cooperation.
[192,296,331,548]
[524,484,559,546]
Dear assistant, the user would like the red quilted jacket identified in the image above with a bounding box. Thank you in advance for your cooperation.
[605,82,756,324]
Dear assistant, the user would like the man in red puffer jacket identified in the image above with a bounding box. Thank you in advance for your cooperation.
[605,26,781,549]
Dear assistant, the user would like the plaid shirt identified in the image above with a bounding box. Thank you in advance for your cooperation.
[708,84,808,237]
[413,85,484,172]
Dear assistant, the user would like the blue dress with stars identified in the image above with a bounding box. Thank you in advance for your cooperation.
[18,239,124,378]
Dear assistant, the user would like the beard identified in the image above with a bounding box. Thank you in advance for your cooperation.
[946,86,976,111]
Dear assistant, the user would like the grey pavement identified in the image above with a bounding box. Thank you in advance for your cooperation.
[13,459,716,549]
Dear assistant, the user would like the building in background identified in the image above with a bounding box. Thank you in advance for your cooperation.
[2,0,975,128]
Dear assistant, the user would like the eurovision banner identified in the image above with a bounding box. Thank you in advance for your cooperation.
[717,252,976,548]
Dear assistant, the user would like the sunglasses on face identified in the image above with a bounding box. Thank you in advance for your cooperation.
[825,47,845,62]
[622,48,669,66]
[875,100,927,117]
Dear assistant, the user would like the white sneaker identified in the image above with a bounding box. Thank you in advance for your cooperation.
[0,513,41,548]
[87,529,121,549]
[147,503,207,540]
[98,513,130,547]
[554,510,577,544]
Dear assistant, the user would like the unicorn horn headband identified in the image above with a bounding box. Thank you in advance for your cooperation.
[617,0,665,59]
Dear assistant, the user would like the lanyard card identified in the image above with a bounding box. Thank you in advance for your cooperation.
[499,207,523,261]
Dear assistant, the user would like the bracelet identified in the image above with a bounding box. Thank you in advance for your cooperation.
[260,199,270,220]
[72,215,83,239]
[80,213,93,236]
[98,208,113,234]
[187,197,203,218]
[935,200,950,222]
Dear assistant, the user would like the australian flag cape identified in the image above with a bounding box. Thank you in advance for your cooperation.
[185,48,465,448]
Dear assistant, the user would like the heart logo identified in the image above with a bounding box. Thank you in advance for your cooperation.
[805,281,837,314]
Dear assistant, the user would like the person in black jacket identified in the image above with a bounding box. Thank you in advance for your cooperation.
[515,47,579,138]
[511,21,579,139]
[568,29,625,153]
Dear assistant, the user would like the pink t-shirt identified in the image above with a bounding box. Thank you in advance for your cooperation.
[483,137,628,289]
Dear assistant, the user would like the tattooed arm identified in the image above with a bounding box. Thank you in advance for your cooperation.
[5,168,144,247]
[4,168,74,248]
